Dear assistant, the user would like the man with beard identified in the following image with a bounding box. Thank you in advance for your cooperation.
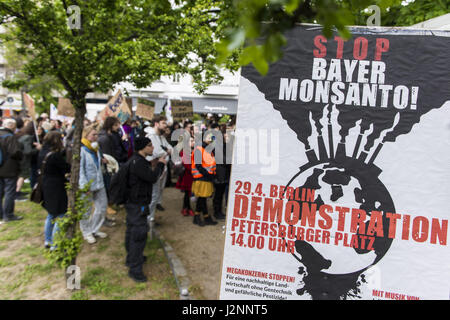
[144,115,173,224]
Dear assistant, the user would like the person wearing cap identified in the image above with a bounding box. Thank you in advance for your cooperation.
[125,135,166,282]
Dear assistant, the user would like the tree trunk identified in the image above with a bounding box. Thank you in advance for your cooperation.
[65,95,87,269]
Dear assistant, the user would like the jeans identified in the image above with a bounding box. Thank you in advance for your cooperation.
[0,177,18,220]
[79,188,108,237]
[44,213,65,247]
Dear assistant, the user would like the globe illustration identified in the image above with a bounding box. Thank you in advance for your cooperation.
[284,158,395,299]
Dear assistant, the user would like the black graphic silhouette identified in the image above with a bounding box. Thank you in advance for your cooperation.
[242,26,450,299]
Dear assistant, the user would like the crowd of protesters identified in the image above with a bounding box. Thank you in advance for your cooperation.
[0,111,235,282]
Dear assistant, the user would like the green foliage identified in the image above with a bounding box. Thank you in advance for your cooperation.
[0,0,236,98]
[1,37,64,115]
[382,0,449,27]
[216,0,386,74]
[219,114,231,124]
[192,113,204,122]
[217,0,449,74]
[0,0,238,274]
[44,183,92,269]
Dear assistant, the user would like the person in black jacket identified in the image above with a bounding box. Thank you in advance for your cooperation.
[38,131,71,249]
[211,124,228,220]
[0,118,23,222]
[98,116,128,165]
[16,121,41,200]
[125,136,166,283]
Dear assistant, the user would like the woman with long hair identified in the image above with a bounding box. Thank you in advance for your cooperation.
[38,131,70,249]
[79,125,109,244]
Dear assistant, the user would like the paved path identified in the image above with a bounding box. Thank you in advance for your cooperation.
[156,187,227,300]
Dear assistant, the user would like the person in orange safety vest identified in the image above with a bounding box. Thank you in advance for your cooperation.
[191,132,217,226]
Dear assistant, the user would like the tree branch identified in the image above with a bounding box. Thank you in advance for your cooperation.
[14,3,78,98]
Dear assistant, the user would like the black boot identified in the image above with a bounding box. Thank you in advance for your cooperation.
[128,270,147,283]
[214,212,226,220]
[203,214,217,225]
[193,212,205,227]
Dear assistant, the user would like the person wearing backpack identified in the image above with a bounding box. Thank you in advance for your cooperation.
[122,136,166,283]
[0,118,24,222]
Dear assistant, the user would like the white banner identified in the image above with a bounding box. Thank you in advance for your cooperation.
[219,26,450,300]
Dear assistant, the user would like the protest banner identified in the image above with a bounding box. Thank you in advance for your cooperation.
[125,97,133,114]
[219,25,450,300]
[23,92,36,120]
[50,103,74,122]
[23,92,42,143]
[171,100,193,122]
[98,90,132,123]
[136,98,155,120]
[57,97,76,117]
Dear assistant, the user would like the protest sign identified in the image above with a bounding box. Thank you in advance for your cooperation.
[23,92,36,120]
[98,90,132,123]
[136,98,155,120]
[171,100,193,122]
[219,25,450,300]
[50,103,74,122]
[57,97,76,117]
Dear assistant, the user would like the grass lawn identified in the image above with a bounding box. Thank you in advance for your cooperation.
[0,194,179,300]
